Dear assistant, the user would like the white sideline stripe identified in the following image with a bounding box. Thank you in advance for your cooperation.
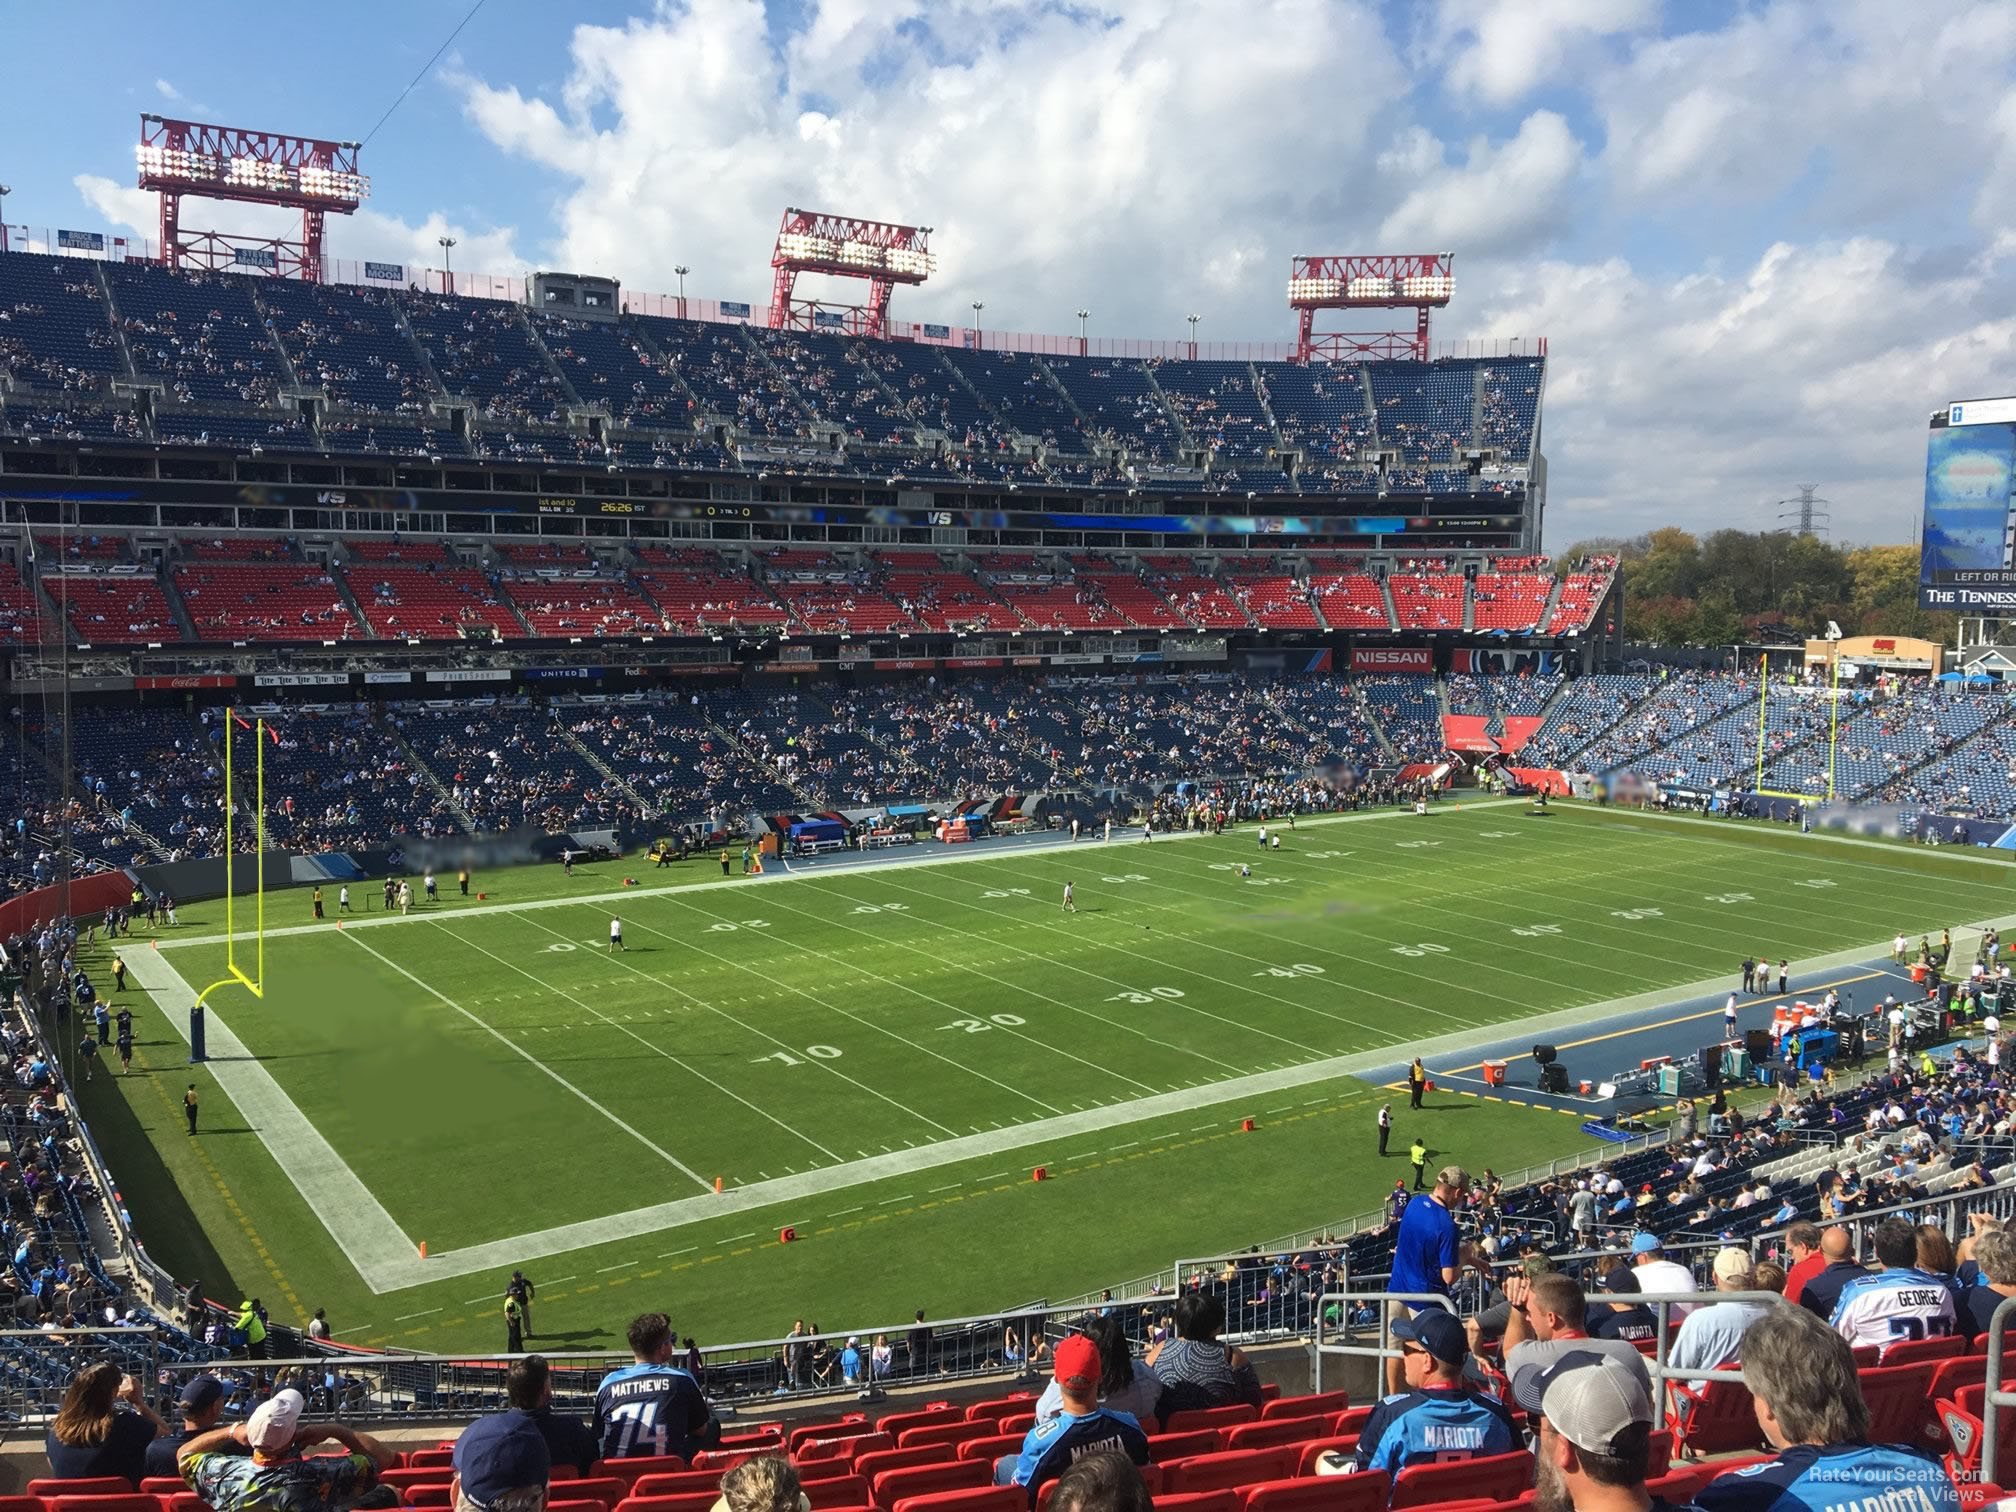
[124,945,418,1283]
[153,798,1526,951]
[134,802,2008,1296]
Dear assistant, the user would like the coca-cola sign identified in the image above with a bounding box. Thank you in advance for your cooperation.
[1351,647,1433,673]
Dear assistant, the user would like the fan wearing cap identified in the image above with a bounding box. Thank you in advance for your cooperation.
[1586,1264,1659,1345]
[451,1388,551,1512]
[1350,1311,1518,1491]
[1510,1350,1690,1512]
[995,1334,1150,1507]
[1500,1272,1653,1391]
[1693,1305,1959,1512]
[1667,1249,1774,1391]
[144,1374,246,1482]
[1629,1234,1698,1318]
[178,1387,396,1512]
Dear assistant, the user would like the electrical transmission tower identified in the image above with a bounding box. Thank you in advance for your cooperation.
[1778,483,1831,536]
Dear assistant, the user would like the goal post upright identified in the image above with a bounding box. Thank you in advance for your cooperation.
[195,709,268,1011]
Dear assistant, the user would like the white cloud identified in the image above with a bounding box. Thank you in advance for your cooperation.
[153,79,183,103]
[1428,0,1657,106]
[1376,111,1585,255]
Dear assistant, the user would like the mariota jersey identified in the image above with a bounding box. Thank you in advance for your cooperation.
[1828,1267,1958,1351]
[1693,1441,1959,1512]
[1351,1387,1519,1478]
[591,1362,716,1460]
[1009,1408,1149,1493]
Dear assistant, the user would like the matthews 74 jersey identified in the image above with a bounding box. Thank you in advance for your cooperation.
[592,1362,719,1461]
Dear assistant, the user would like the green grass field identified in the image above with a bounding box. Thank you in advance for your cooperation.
[68,801,2016,1353]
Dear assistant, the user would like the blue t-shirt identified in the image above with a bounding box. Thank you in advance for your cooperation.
[1008,1408,1149,1504]
[1389,1195,1458,1299]
[591,1362,719,1461]
[1350,1386,1519,1479]
[1694,1442,1958,1512]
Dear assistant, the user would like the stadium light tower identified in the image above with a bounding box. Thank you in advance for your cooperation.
[767,207,934,338]
[1287,252,1453,363]
[0,185,10,253]
[136,115,368,282]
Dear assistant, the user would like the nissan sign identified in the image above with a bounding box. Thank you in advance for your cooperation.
[1351,647,1433,673]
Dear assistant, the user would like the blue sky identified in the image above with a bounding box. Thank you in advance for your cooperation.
[3,0,2015,546]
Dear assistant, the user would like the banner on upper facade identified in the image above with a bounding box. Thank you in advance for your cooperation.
[1351,647,1432,673]
[363,261,405,283]
[57,229,104,252]
[719,301,751,319]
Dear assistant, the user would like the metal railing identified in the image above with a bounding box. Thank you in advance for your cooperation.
[1981,1295,2016,1484]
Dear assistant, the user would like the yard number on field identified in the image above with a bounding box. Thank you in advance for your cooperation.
[1253,963,1326,979]
[851,902,911,914]
[1102,873,1151,884]
[754,1045,844,1066]
[1794,879,1838,889]
[1610,907,1664,921]
[1511,924,1563,938]
[1705,893,1754,905]
[705,919,772,932]
[939,1014,1028,1033]
[979,888,1032,899]
[1391,943,1452,957]
[1107,986,1187,1003]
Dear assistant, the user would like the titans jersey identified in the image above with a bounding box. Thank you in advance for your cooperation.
[1008,1408,1149,1503]
[1694,1441,1959,1512]
[591,1362,719,1461]
[1828,1267,1957,1352]
[1351,1386,1519,1479]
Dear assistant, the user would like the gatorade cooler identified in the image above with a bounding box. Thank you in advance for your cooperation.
[1482,1060,1507,1087]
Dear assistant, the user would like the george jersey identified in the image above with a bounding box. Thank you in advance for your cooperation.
[591,1362,718,1461]
[1008,1408,1149,1502]
[1351,1386,1519,1478]
[1694,1441,1959,1512]
[1828,1266,1957,1352]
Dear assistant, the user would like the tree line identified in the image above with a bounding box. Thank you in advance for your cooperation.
[1557,529,1954,647]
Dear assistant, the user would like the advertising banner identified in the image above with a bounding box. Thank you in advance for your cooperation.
[719,301,751,319]
[254,672,349,687]
[363,670,412,684]
[136,674,234,690]
[1922,403,2016,608]
[56,229,104,252]
[1351,647,1432,673]
[363,261,405,282]
[521,667,602,681]
[232,248,279,269]
[423,668,512,684]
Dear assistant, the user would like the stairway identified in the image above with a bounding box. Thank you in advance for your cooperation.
[1137,362,1195,453]
[516,307,587,408]
[623,322,716,420]
[386,721,478,833]
[1378,573,1402,633]
[1461,579,1477,633]
[1536,575,1567,636]
[555,721,654,809]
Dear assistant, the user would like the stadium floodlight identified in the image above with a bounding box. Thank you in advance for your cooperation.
[768,207,934,338]
[1287,252,1454,363]
[137,114,368,282]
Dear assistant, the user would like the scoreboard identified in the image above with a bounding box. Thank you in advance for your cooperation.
[1922,397,2016,610]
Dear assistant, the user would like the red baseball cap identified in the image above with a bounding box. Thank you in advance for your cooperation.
[1054,1333,1100,1386]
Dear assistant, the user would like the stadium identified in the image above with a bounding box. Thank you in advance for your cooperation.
[0,20,2014,1512]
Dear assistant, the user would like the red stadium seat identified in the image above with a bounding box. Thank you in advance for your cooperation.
[39,1497,157,1512]
[834,1436,894,1466]
[965,1397,1036,1425]
[1884,1336,1966,1367]
[789,1421,876,1454]
[958,1437,1027,1465]
[1388,1450,1534,1509]
[137,1485,186,1498]
[404,1487,453,1508]
[870,1461,992,1509]
[1648,1467,1722,1503]
[1146,1433,1227,1463]
[631,1475,729,1498]
[1222,1420,1331,1454]
[878,1407,963,1439]
[1668,1379,1764,1457]
[901,1423,992,1451]
[157,1494,208,1512]
[1158,1450,1298,1497]
[998,1417,1037,1436]
[1153,1494,1240,1512]
[1858,1363,1940,1445]
[380,1471,453,1493]
[1035,1469,1161,1511]
[1259,1394,1347,1423]
[612,1495,718,1512]
[1330,1409,1373,1439]
[797,1464,861,1486]
[1961,1484,2007,1510]
[890,1488,1025,1512]
[803,1477,870,1509]
[563,1479,631,1508]
[856,1447,957,1481]
[406,1450,457,1470]
[689,1453,770,1474]
[551,1501,617,1512]
[1239,1472,1389,1512]
[30,1485,135,1500]
[551,1468,582,1484]
[594,1459,689,1485]
[1162,1407,1259,1436]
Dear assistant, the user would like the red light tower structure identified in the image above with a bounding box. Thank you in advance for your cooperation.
[1288,253,1453,363]
[767,208,934,337]
[136,114,368,282]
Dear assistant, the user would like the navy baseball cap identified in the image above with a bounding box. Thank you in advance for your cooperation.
[452,1408,551,1510]
[177,1373,224,1411]
[1390,1309,1466,1365]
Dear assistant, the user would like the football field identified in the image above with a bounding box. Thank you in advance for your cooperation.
[76,800,2015,1352]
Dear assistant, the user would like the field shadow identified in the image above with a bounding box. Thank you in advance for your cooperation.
[535,1327,616,1345]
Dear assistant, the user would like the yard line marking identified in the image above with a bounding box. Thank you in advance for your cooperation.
[547,1275,577,1284]
[597,1261,637,1273]
[975,1172,1009,1182]
[717,1233,755,1245]
[878,1195,913,1205]
[395,1308,442,1321]
[826,1207,863,1218]
[123,944,418,1285]
[1190,1123,1216,1133]
[435,921,846,1163]
[1111,1141,1140,1151]
[1067,1149,1101,1160]
[343,931,715,1191]
[929,1183,962,1193]
[658,1249,696,1259]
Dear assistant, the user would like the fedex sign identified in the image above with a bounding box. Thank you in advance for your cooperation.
[1351,647,1433,673]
